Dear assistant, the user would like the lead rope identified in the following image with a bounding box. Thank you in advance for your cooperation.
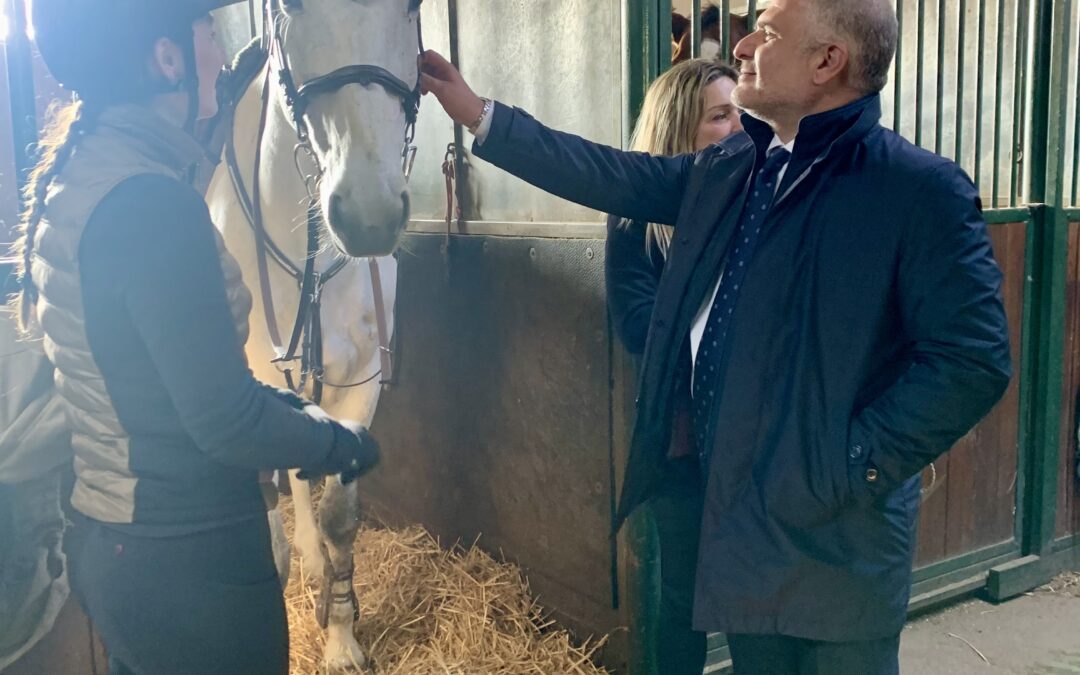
[441,143,458,273]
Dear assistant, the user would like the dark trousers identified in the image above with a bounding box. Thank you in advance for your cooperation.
[66,514,288,675]
[649,456,707,675]
[727,633,901,675]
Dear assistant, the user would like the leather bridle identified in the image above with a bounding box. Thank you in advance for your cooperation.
[222,0,423,404]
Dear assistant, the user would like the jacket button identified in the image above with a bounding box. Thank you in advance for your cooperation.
[655,319,666,328]
[680,237,690,245]
[849,444,864,460]
[865,467,879,483]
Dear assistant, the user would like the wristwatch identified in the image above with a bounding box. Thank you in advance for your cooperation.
[467,97,493,135]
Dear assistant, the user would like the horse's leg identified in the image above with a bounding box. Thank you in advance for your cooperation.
[267,506,291,588]
[316,475,366,670]
[288,469,327,579]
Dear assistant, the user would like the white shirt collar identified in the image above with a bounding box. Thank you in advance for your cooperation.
[768,134,796,155]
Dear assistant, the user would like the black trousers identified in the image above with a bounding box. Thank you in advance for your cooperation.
[66,514,288,675]
[727,633,901,675]
[650,457,708,675]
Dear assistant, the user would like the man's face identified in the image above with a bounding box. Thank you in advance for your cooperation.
[731,0,820,125]
[192,15,227,120]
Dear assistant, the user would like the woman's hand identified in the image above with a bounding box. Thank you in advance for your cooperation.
[419,50,485,128]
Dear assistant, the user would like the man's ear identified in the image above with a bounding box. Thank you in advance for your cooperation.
[811,42,849,87]
[149,37,185,87]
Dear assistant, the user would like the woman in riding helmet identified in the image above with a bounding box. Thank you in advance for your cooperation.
[10,2,378,672]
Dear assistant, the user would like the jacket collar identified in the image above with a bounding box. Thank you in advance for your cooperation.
[740,93,881,166]
[95,104,207,176]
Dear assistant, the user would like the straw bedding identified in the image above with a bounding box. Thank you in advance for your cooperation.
[280,498,610,674]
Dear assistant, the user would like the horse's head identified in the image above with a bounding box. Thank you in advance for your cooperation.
[271,0,421,256]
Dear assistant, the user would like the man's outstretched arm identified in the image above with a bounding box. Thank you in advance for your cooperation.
[420,51,694,226]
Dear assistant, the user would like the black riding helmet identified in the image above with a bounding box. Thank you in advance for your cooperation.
[33,0,240,125]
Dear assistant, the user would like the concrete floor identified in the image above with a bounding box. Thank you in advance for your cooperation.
[900,574,1080,674]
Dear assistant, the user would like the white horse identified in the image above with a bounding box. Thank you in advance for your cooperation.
[204,0,422,669]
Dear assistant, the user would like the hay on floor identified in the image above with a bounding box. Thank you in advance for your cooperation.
[281,503,609,674]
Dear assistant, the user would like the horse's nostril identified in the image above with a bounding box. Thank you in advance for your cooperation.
[329,193,344,228]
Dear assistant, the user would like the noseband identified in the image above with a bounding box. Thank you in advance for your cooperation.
[269,0,424,176]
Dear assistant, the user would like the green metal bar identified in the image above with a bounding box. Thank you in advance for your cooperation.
[659,3,672,71]
[984,206,1037,224]
[993,0,1006,207]
[1021,0,1070,559]
[721,0,731,64]
[623,5,671,673]
[893,0,904,133]
[1072,2,1080,207]
[916,0,926,147]
[626,0,667,128]
[911,539,1021,585]
[1013,205,1039,549]
[974,0,986,191]
[935,0,947,156]
[1013,0,1032,205]
[1073,111,1080,208]
[691,0,701,59]
[955,0,967,164]
[746,0,757,42]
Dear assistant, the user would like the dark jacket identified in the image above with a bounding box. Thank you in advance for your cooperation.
[605,216,666,355]
[473,95,1011,640]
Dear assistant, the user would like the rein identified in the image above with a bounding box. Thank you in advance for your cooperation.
[216,2,424,404]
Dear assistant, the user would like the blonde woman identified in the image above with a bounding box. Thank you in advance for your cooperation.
[604,58,742,674]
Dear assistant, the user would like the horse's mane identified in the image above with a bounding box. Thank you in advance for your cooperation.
[192,37,268,193]
[217,37,269,110]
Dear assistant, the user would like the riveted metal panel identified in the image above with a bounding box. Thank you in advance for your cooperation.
[403,0,457,222]
[454,0,623,224]
[365,233,622,659]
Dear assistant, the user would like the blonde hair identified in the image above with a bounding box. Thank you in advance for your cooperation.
[623,58,739,258]
[9,99,92,335]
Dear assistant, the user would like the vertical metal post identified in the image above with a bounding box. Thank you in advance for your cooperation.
[659,0,672,71]
[934,0,947,155]
[915,0,926,147]
[1013,0,1032,205]
[691,0,701,59]
[247,0,258,39]
[721,0,731,64]
[994,0,1006,206]
[893,0,904,133]
[622,4,673,672]
[974,0,986,189]
[1023,0,1070,558]
[1072,3,1080,206]
[4,0,37,193]
[955,0,967,164]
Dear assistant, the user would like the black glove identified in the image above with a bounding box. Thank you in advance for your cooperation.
[297,423,380,485]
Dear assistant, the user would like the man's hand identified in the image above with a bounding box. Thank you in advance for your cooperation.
[419,50,485,128]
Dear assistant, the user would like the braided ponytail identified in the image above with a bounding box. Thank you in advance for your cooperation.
[9,98,91,335]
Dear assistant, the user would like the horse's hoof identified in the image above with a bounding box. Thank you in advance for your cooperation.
[323,625,367,671]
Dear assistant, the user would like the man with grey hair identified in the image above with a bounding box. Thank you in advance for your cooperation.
[420,0,1010,671]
